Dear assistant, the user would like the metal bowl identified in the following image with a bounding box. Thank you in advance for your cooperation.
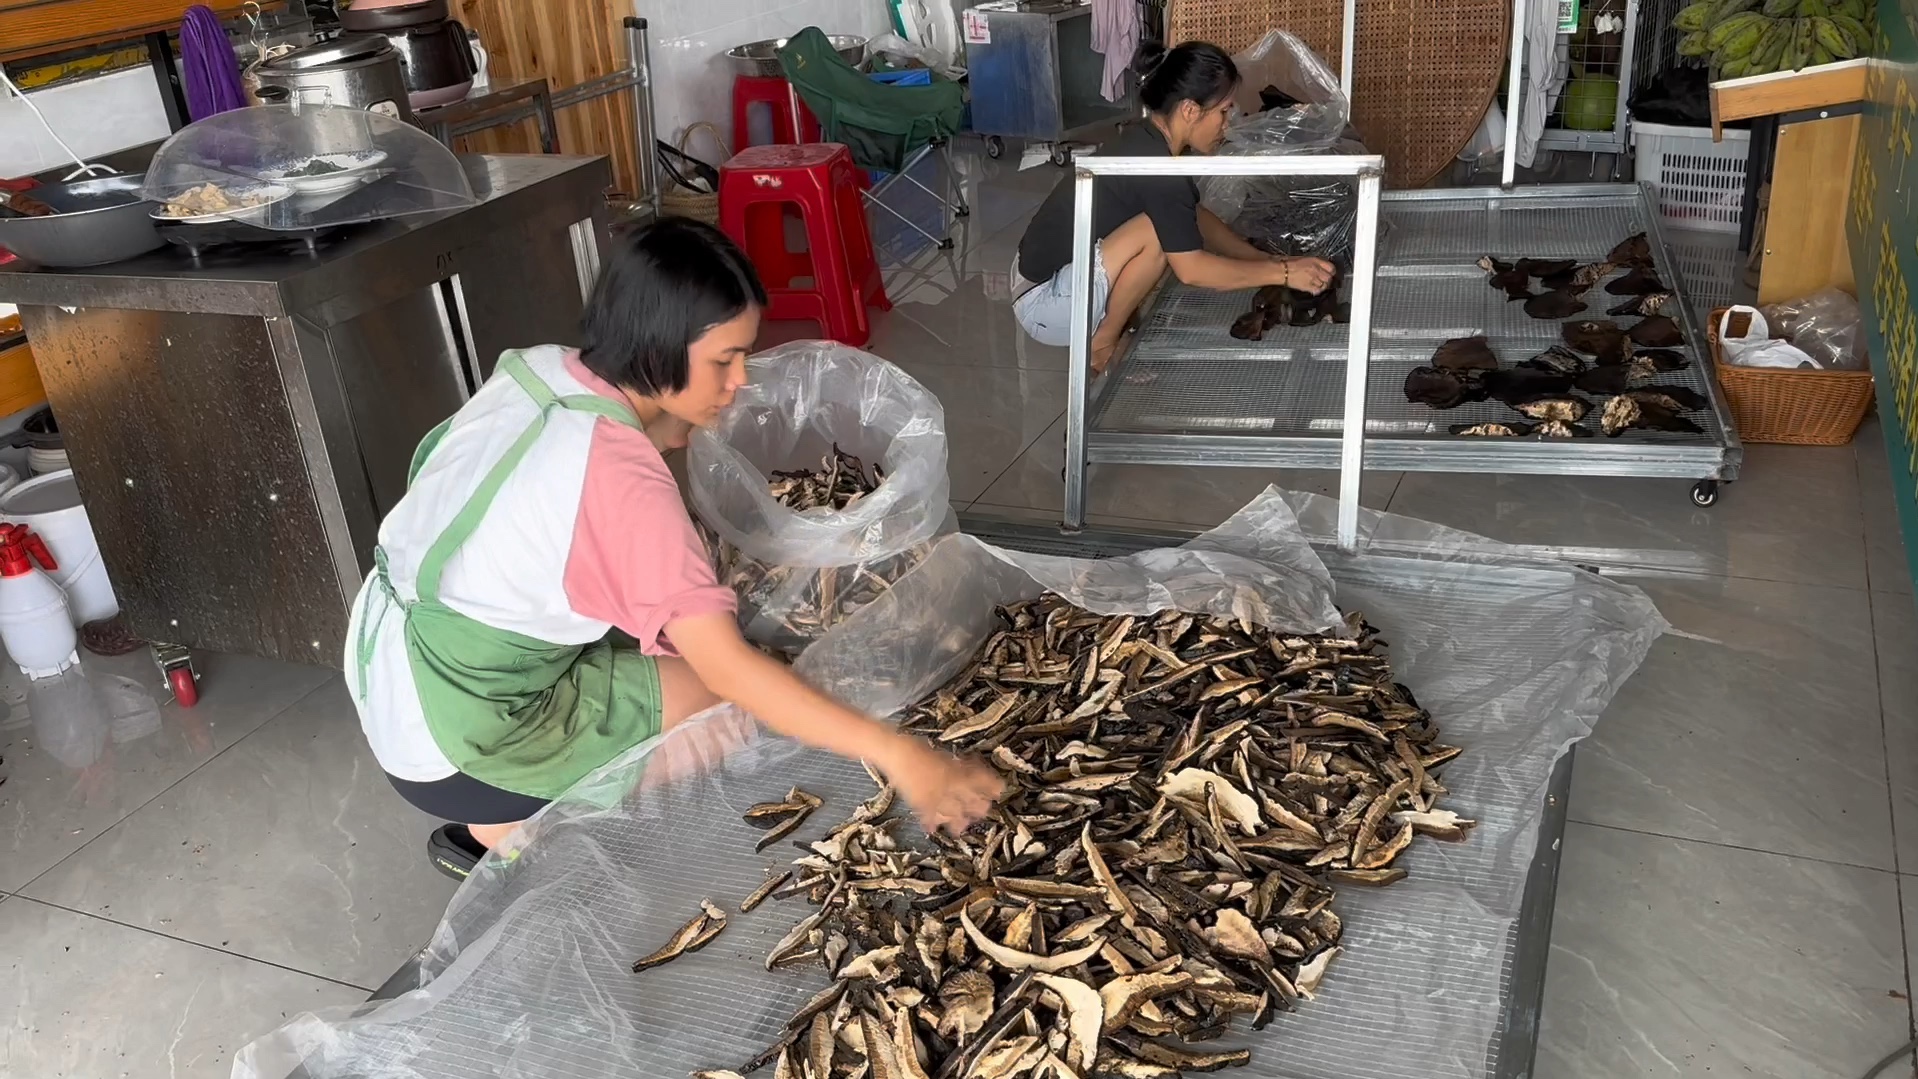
[724,34,866,78]
[0,173,165,268]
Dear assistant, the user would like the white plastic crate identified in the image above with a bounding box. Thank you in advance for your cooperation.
[1632,120,1751,233]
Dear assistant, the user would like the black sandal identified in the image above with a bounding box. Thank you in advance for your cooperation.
[427,824,487,881]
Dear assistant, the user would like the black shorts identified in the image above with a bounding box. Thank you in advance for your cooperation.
[386,770,550,825]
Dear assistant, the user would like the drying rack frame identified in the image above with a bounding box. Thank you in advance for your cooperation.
[1061,0,1742,551]
[1063,173,1744,548]
[1063,153,1388,547]
[1060,0,1598,551]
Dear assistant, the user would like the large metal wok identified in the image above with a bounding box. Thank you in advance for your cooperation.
[0,173,164,268]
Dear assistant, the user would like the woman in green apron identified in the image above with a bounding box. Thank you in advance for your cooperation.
[346,217,1000,878]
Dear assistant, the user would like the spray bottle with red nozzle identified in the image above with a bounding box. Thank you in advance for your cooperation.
[0,522,79,678]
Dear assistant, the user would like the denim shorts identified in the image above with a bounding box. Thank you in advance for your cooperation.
[1013,247,1111,348]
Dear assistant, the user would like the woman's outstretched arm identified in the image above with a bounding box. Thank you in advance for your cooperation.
[665,612,1002,833]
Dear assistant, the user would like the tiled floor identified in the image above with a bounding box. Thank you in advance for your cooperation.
[2,146,1915,1079]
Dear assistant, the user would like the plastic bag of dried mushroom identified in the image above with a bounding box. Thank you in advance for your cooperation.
[689,341,952,654]
[702,597,1474,1079]
[227,489,1667,1079]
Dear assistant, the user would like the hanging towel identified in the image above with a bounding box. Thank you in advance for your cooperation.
[1091,0,1139,103]
[1514,0,1566,169]
[180,5,247,120]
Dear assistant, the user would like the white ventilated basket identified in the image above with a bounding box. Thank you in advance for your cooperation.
[1632,120,1751,233]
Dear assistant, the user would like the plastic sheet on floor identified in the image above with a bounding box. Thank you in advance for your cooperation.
[232,488,1665,1079]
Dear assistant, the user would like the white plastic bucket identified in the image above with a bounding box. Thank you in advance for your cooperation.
[0,470,120,626]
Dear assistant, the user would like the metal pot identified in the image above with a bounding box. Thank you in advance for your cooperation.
[339,0,448,31]
[377,20,478,109]
[724,35,866,78]
[0,174,164,268]
[250,35,414,121]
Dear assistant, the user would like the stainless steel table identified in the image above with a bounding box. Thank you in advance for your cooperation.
[0,153,614,665]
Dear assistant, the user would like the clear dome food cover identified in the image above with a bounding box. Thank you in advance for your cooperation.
[141,102,476,230]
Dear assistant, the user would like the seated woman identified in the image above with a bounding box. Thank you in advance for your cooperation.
[1013,40,1336,372]
[347,217,1001,878]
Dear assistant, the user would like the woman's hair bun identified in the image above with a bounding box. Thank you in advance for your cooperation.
[1130,40,1168,78]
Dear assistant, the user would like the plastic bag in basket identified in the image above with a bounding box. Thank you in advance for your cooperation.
[1760,288,1867,371]
[1718,306,1818,369]
[688,341,952,654]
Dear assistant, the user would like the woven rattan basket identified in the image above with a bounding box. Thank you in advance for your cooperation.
[658,123,729,226]
[1707,306,1875,446]
[1166,0,1508,187]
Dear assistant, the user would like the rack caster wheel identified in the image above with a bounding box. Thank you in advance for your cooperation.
[1050,146,1072,168]
[154,642,200,707]
[984,135,1004,159]
[1689,479,1720,507]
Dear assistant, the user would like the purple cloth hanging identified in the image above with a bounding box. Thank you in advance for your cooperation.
[180,5,249,120]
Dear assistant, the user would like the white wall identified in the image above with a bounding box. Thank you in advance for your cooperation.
[641,0,892,152]
[0,66,172,179]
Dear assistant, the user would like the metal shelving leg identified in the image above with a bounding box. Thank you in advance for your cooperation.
[1340,0,1357,99]
[1502,0,1527,187]
[1336,170,1385,552]
[626,18,655,211]
[1063,167,1096,531]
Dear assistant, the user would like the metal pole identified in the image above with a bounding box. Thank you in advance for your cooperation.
[1502,0,1526,187]
[1336,170,1383,552]
[1063,168,1096,531]
[788,84,807,143]
[1340,0,1356,101]
[625,17,661,216]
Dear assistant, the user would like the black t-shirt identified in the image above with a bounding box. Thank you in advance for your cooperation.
[1016,122,1206,284]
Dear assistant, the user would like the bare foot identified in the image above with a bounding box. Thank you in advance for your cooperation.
[1091,339,1117,374]
[1091,327,1140,374]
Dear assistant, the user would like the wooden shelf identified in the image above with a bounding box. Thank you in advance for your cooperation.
[0,0,279,63]
[1710,58,1867,136]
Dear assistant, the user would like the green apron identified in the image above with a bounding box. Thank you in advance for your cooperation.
[354,351,664,800]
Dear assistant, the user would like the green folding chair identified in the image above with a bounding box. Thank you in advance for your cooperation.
[777,27,969,249]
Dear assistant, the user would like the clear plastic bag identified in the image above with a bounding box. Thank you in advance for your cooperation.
[866,31,962,79]
[1761,287,1867,371]
[1222,30,1351,153]
[687,341,952,653]
[229,486,1666,1079]
[1200,32,1375,272]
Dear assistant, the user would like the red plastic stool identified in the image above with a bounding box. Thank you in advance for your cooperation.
[731,74,820,149]
[719,143,890,347]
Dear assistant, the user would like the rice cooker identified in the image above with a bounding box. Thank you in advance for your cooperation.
[248,36,414,122]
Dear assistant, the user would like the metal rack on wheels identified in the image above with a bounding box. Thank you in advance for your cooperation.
[1062,175,1743,547]
[1059,0,1741,550]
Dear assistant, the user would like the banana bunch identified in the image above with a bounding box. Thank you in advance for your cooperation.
[1672,0,1877,78]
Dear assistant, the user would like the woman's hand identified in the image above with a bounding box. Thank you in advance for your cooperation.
[1279,256,1337,294]
[884,739,1003,835]
[667,613,1003,834]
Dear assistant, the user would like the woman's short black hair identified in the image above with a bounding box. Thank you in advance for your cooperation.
[578,216,767,395]
[1133,40,1240,115]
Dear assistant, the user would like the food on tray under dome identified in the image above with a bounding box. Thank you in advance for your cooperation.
[140,102,476,232]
